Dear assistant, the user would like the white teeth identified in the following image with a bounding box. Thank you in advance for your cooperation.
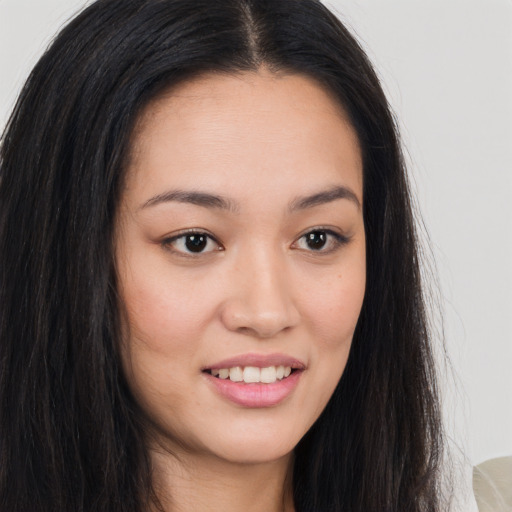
[229,366,243,382]
[243,366,261,383]
[218,368,229,379]
[260,366,277,383]
[210,365,293,383]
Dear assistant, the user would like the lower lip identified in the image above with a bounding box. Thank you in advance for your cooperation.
[204,371,303,408]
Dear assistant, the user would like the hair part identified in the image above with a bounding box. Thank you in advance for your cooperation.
[0,1,445,510]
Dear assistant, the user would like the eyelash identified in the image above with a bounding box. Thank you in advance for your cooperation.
[161,228,349,257]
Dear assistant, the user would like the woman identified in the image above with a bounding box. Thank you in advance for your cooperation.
[0,0,445,510]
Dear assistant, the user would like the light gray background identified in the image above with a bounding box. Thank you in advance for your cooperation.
[1,0,511,485]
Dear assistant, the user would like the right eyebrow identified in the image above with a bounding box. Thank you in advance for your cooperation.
[288,185,361,212]
[139,189,240,214]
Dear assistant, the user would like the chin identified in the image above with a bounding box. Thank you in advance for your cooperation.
[211,441,295,466]
[199,425,301,466]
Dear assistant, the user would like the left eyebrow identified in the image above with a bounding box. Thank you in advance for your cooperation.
[288,185,361,212]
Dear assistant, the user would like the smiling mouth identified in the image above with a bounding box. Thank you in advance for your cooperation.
[204,365,298,384]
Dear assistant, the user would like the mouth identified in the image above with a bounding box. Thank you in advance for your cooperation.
[203,363,304,407]
[203,365,299,384]
[202,354,305,406]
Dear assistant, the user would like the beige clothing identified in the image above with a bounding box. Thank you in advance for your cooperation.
[473,457,512,512]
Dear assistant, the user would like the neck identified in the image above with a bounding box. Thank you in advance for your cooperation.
[149,446,295,512]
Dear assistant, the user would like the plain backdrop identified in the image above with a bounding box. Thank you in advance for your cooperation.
[1,0,511,489]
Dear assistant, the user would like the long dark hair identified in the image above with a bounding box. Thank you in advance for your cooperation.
[0,0,445,510]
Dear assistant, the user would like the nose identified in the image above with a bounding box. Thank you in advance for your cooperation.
[220,247,300,338]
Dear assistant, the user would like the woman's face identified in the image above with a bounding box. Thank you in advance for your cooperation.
[115,71,366,465]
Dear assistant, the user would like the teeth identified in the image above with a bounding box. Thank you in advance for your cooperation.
[229,366,243,382]
[209,365,293,383]
[243,366,260,383]
[260,366,277,383]
[218,368,229,379]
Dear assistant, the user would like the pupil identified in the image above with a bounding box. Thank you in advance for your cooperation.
[307,231,326,250]
[185,234,207,252]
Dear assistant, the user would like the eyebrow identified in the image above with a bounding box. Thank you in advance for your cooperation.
[288,185,361,212]
[140,190,240,213]
[139,185,360,213]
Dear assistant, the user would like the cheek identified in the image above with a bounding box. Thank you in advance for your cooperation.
[304,257,366,348]
[298,245,365,417]
[119,263,217,355]
[117,269,209,426]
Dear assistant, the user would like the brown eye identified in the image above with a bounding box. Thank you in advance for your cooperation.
[184,234,208,252]
[294,229,349,253]
[163,231,221,255]
[305,231,327,250]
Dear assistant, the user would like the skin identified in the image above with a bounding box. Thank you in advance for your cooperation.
[115,69,366,512]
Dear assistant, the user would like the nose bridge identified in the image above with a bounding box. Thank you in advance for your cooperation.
[220,241,299,337]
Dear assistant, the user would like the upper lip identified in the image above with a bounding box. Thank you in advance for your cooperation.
[203,353,306,371]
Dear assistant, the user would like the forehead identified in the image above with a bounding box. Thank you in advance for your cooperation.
[125,70,363,207]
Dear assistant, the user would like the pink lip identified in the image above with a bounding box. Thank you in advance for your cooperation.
[203,352,306,371]
[204,370,303,408]
[202,352,306,408]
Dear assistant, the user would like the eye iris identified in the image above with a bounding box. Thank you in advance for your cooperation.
[306,231,327,250]
[185,234,207,252]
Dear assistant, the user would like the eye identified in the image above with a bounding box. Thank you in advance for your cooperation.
[293,229,348,253]
[162,231,222,255]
